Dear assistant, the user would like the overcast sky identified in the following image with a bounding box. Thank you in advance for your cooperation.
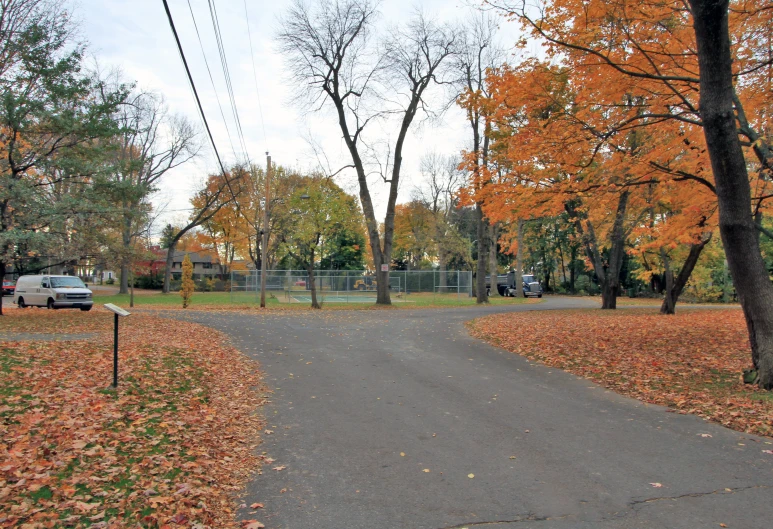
[77,0,524,234]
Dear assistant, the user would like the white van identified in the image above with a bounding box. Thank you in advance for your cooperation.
[14,275,93,311]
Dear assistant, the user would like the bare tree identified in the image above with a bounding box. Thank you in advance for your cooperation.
[417,151,463,287]
[454,13,504,303]
[111,92,198,294]
[278,0,457,304]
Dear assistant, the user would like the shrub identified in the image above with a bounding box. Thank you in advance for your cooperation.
[180,255,194,308]
[134,274,163,290]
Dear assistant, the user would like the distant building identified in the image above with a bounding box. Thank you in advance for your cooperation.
[167,249,220,280]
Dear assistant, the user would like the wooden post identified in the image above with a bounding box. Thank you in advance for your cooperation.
[260,153,271,308]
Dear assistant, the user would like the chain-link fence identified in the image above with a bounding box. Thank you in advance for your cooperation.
[229,269,473,303]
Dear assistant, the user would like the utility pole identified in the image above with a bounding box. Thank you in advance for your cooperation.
[260,153,271,308]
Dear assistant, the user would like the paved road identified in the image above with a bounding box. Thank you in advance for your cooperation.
[173,297,773,529]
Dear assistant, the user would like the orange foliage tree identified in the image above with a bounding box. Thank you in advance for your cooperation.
[478,0,773,387]
[460,59,717,310]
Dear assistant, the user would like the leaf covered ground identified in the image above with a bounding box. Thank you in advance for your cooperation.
[468,309,772,438]
[0,310,266,528]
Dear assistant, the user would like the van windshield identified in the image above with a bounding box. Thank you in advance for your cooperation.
[50,277,86,288]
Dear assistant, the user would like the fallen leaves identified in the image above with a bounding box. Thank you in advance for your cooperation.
[0,310,267,528]
[650,482,663,488]
[468,309,772,438]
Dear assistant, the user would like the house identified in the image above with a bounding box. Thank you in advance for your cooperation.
[95,270,117,283]
[167,250,221,280]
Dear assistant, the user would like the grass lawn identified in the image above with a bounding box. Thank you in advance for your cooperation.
[468,308,773,438]
[94,291,277,308]
[92,290,540,310]
[0,310,265,528]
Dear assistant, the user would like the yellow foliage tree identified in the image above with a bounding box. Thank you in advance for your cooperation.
[180,255,194,308]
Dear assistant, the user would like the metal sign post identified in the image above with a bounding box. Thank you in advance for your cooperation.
[104,304,131,388]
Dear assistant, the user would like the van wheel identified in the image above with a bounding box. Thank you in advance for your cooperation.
[17,297,26,308]
[47,298,56,310]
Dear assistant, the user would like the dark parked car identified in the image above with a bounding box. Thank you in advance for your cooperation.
[486,272,543,298]
[2,280,15,296]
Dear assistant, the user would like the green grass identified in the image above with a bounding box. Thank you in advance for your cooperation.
[94,290,540,310]
[0,348,37,423]
[93,291,281,307]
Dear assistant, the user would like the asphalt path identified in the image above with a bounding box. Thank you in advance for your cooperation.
[172,297,773,529]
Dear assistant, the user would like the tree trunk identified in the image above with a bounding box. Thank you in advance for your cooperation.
[120,261,129,295]
[569,193,629,309]
[438,249,448,289]
[515,219,524,297]
[475,203,488,303]
[661,249,676,315]
[119,212,131,294]
[129,262,135,308]
[690,0,773,389]
[376,267,390,304]
[0,262,5,316]
[308,261,320,309]
[489,223,500,296]
[163,242,177,294]
[558,242,567,288]
[600,191,630,309]
[660,235,711,314]
[569,245,576,293]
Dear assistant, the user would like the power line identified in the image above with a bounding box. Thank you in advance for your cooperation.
[162,0,268,242]
[243,0,268,148]
[207,0,251,166]
[185,0,240,164]
[160,0,241,204]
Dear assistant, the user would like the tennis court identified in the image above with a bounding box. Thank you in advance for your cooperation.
[287,291,409,303]
[230,270,473,304]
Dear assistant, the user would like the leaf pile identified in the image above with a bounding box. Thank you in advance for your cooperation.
[0,310,112,334]
[0,311,266,528]
[468,309,772,437]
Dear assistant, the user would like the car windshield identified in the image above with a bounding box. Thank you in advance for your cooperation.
[50,277,86,288]
[523,275,535,283]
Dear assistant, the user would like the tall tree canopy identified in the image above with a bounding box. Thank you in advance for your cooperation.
[0,0,128,314]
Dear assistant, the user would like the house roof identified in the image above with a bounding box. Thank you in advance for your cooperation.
[167,250,215,264]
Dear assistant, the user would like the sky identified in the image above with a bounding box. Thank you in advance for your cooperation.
[77,0,525,234]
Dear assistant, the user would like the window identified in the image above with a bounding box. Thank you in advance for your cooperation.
[202,263,212,269]
[51,277,86,288]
